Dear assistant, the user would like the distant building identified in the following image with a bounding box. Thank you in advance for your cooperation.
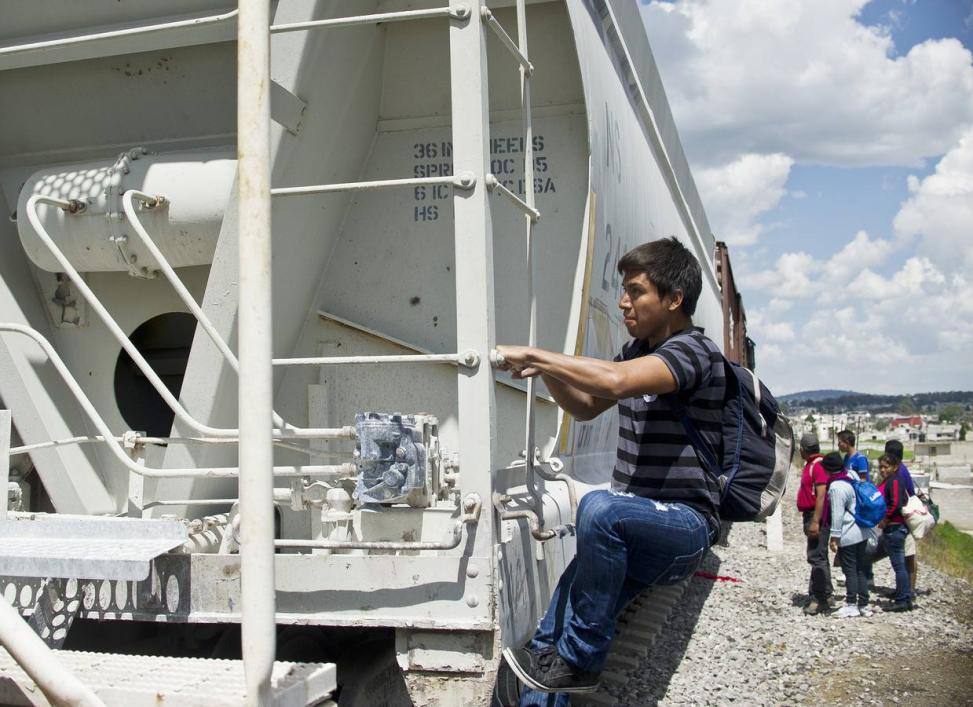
[887,425,921,442]
[924,423,960,441]
[916,440,952,458]
[891,415,923,430]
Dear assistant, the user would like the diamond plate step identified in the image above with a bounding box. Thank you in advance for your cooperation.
[0,648,336,707]
[0,513,187,581]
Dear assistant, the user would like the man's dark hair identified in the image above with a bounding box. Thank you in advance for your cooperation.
[885,439,904,463]
[617,237,702,316]
[878,453,897,468]
[837,430,856,447]
[803,442,821,455]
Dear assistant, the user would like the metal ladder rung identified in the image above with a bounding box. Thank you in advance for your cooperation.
[270,6,470,34]
[0,9,238,57]
[271,173,474,198]
[481,7,533,75]
[272,350,480,369]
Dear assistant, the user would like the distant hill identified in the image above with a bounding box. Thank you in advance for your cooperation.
[780,390,973,415]
[779,390,857,403]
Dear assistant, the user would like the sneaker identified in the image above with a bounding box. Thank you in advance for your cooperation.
[803,599,830,616]
[502,646,600,694]
[835,604,860,619]
[884,601,913,613]
[858,606,874,618]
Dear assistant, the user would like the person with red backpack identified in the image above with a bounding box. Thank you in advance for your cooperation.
[825,452,874,618]
[796,432,833,615]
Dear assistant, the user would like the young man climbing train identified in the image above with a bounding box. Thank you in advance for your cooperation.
[495,238,725,702]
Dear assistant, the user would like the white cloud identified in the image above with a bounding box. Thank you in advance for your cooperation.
[746,253,970,394]
[893,124,973,272]
[747,308,795,343]
[747,250,817,299]
[824,230,894,282]
[641,0,973,167]
[693,153,793,245]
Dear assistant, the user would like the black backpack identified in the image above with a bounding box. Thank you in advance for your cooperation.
[667,357,794,522]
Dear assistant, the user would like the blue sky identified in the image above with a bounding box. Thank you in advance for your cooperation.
[640,0,973,395]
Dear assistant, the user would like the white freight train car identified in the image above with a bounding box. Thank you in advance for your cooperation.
[0,1,749,704]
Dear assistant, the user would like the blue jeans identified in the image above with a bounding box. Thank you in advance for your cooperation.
[519,490,711,707]
[884,523,912,603]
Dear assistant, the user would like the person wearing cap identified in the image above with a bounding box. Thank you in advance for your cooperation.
[795,432,833,615]
[825,452,873,618]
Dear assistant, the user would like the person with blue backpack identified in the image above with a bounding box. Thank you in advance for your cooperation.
[493,238,790,703]
[825,451,885,618]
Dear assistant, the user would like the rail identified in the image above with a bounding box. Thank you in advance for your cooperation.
[270,6,470,34]
[482,1,550,532]
[1,411,8,521]
[491,493,573,542]
[273,351,480,368]
[9,434,325,458]
[0,323,357,481]
[0,8,238,57]
[270,173,474,198]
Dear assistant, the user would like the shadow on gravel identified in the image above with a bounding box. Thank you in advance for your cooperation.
[789,591,808,607]
[619,550,723,706]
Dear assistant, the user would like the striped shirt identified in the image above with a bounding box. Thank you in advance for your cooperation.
[612,327,725,533]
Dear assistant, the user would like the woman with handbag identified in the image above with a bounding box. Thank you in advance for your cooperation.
[876,455,913,611]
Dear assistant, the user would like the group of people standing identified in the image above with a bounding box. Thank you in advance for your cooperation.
[797,430,919,618]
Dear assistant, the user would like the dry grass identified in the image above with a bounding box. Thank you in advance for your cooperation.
[922,521,973,584]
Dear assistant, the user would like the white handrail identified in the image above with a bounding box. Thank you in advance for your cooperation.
[237,0,275,700]
[25,194,353,441]
[0,323,355,480]
[0,411,8,521]
[9,434,322,458]
[273,351,480,368]
[271,173,474,198]
[270,6,470,34]
[517,0,539,502]
[0,596,105,706]
[0,9,238,57]
[481,8,533,75]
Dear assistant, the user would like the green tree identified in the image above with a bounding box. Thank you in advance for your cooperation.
[940,404,964,423]
[962,423,969,442]
[874,418,889,431]
[896,397,918,415]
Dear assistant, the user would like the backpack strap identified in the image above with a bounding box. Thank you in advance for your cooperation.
[664,394,722,481]
[747,367,768,436]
